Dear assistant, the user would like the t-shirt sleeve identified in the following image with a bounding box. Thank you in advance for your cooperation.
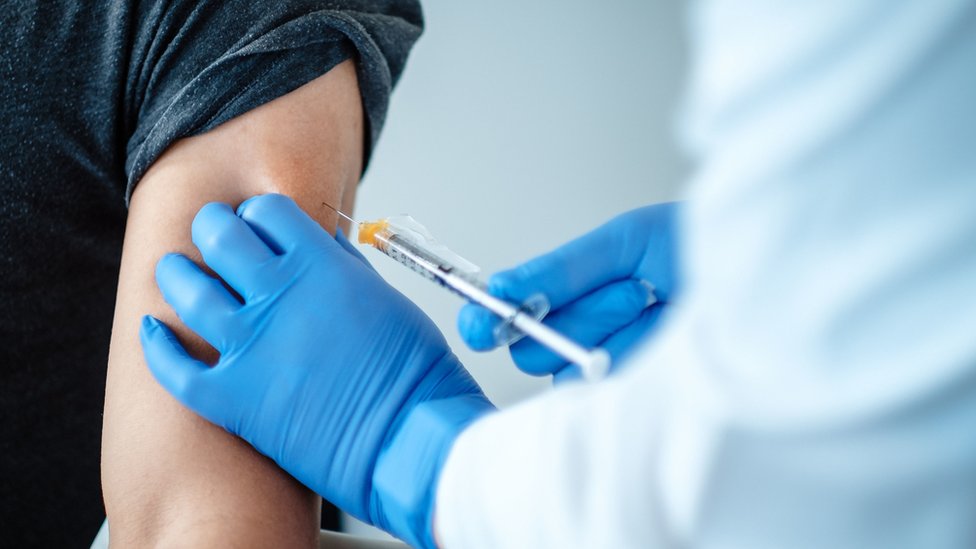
[122,0,423,201]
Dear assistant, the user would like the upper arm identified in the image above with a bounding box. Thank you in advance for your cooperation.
[101,60,362,547]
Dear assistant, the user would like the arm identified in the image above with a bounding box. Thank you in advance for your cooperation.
[101,60,362,547]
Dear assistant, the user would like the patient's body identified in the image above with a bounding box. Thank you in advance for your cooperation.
[0,1,421,545]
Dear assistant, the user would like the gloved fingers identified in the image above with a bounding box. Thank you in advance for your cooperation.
[489,221,642,310]
[506,278,655,376]
[459,278,654,353]
[335,227,376,272]
[236,194,336,254]
[551,363,583,384]
[550,304,668,385]
[155,253,247,354]
[599,302,668,363]
[192,202,277,300]
[457,302,502,351]
[140,315,222,420]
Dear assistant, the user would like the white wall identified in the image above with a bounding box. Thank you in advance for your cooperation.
[356,0,690,407]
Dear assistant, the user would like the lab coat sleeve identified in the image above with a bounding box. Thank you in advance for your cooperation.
[435,0,976,547]
[434,328,693,549]
[437,313,976,549]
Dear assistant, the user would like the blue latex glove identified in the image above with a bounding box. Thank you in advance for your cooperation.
[458,203,681,383]
[140,194,493,549]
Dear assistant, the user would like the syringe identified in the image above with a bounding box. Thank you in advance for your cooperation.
[326,204,611,382]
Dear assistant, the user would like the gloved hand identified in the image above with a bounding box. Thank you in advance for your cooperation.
[458,202,681,383]
[140,194,492,549]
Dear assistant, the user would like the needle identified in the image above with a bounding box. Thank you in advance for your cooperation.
[321,201,359,225]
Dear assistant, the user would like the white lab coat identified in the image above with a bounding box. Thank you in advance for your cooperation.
[435,1,976,547]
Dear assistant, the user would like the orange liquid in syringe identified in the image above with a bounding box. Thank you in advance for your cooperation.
[357,220,389,246]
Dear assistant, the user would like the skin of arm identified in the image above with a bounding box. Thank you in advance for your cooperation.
[101,59,362,547]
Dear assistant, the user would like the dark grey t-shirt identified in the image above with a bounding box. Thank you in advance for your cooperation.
[0,1,421,544]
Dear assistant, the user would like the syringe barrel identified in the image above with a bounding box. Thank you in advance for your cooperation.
[373,232,485,291]
[370,228,609,382]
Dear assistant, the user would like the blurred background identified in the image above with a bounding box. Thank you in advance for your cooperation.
[348,0,689,534]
